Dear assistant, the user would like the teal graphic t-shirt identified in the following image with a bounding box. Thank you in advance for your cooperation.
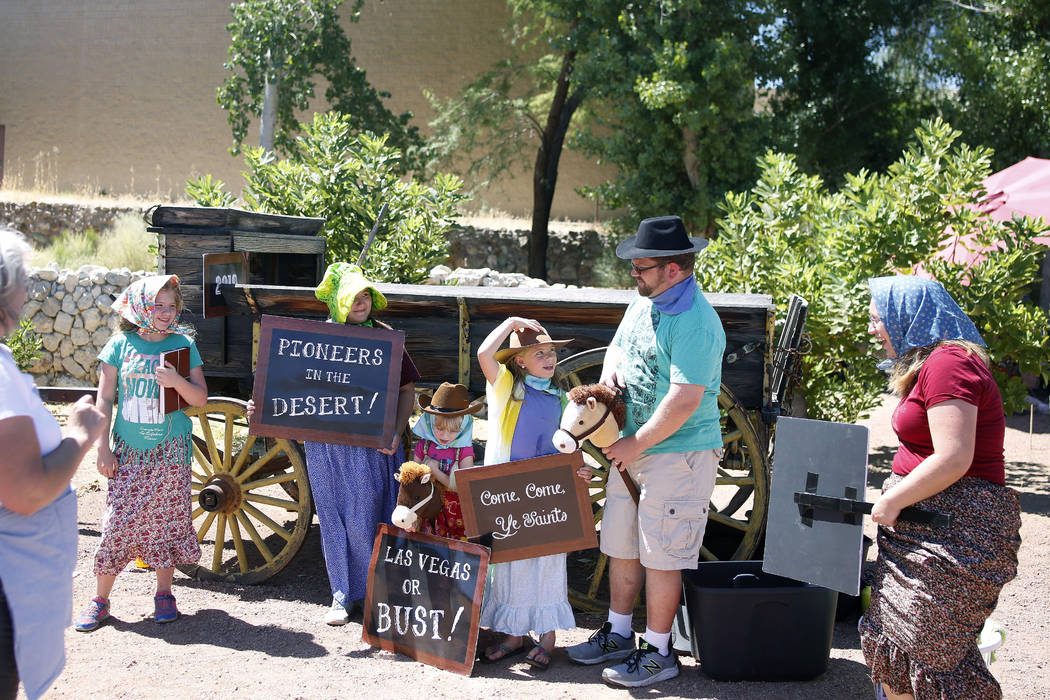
[98,332,203,451]
[610,285,726,454]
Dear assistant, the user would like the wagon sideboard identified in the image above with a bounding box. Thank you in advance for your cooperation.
[223,284,774,411]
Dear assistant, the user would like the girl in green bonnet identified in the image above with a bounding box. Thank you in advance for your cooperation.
[249,263,420,625]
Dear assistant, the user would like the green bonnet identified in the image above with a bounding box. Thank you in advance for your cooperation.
[315,262,387,323]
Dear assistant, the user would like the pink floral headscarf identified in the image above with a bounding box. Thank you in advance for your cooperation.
[111,274,192,336]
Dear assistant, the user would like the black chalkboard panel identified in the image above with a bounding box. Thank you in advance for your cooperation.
[457,452,596,564]
[363,524,489,676]
[202,252,249,318]
[249,316,404,448]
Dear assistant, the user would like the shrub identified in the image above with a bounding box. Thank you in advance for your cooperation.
[8,318,42,371]
[697,119,1050,421]
[187,112,467,284]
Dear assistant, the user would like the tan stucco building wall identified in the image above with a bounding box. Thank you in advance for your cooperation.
[0,0,610,219]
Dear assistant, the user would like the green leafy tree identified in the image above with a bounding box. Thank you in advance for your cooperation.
[188,112,466,284]
[218,0,422,168]
[571,0,775,237]
[926,0,1050,170]
[698,119,1050,422]
[427,0,597,280]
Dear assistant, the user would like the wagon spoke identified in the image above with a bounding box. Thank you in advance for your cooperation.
[192,469,210,484]
[715,476,754,487]
[700,545,718,561]
[244,492,301,511]
[241,472,297,490]
[241,502,293,542]
[229,434,258,477]
[709,510,747,532]
[196,510,216,542]
[236,443,284,483]
[223,413,234,472]
[236,511,275,564]
[722,428,743,445]
[227,515,249,574]
[198,415,224,473]
[190,482,202,492]
[191,441,213,476]
[212,514,228,571]
[587,554,608,598]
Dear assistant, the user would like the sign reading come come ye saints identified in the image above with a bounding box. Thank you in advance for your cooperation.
[249,315,404,448]
[457,452,596,564]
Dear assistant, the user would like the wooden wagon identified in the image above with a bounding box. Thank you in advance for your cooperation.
[148,207,792,612]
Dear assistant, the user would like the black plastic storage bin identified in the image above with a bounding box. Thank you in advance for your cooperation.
[682,560,837,681]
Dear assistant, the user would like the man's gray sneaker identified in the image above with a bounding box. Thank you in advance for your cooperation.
[601,640,680,688]
[566,622,636,665]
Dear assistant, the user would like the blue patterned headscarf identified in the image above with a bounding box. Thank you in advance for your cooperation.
[868,276,985,369]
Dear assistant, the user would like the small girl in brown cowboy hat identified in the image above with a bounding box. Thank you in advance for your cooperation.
[409,382,483,540]
[475,316,581,670]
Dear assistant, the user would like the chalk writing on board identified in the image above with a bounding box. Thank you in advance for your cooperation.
[202,252,249,318]
[249,315,404,448]
[457,452,597,564]
[363,525,489,676]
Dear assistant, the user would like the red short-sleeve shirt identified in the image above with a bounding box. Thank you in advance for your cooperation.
[891,344,1005,485]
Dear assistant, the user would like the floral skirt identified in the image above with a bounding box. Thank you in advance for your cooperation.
[93,435,201,576]
[859,474,1021,699]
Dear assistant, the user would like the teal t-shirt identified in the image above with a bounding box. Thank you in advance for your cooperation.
[98,332,203,451]
[610,285,726,454]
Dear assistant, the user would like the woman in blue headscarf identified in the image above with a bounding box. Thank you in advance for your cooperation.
[860,275,1021,700]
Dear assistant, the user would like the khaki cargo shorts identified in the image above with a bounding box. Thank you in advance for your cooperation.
[599,448,719,571]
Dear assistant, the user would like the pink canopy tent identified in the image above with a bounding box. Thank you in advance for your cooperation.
[938,156,1050,266]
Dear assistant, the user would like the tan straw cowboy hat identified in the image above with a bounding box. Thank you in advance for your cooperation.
[417,382,484,417]
[494,328,573,364]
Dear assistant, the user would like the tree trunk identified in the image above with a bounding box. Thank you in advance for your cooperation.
[259,51,279,153]
[529,47,583,281]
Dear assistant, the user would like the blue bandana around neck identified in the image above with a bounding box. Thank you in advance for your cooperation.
[868,275,985,371]
[411,412,474,448]
[524,374,558,394]
[650,275,696,314]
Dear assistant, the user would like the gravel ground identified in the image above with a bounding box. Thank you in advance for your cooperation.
[28,395,1050,699]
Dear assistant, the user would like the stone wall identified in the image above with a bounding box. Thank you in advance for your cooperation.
[0,201,142,247]
[23,265,148,386]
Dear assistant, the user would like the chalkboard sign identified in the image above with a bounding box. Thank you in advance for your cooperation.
[249,315,404,448]
[456,452,596,564]
[202,252,249,318]
[362,524,489,676]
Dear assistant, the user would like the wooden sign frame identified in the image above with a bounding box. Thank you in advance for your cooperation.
[249,315,404,448]
[456,452,596,564]
[202,251,249,318]
[362,524,489,676]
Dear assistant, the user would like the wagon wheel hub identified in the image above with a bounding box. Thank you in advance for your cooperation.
[198,473,242,514]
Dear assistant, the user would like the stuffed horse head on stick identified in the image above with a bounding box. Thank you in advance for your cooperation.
[391,461,446,532]
[553,384,627,453]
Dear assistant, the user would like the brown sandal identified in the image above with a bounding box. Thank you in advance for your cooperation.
[480,638,530,664]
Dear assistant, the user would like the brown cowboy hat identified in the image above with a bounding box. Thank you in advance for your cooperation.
[418,382,484,417]
[494,328,573,364]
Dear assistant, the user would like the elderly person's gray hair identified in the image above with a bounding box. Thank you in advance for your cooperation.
[0,227,32,332]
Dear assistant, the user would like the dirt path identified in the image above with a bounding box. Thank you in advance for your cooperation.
[32,396,1050,699]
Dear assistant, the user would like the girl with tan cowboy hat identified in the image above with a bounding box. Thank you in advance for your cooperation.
[475,316,588,671]
[409,382,483,540]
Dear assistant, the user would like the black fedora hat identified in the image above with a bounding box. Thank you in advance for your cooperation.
[615,215,708,259]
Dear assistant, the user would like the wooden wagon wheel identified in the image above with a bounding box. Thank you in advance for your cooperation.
[177,397,314,584]
[554,348,770,613]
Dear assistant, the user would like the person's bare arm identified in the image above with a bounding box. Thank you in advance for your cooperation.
[477,317,545,384]
[602,382,705,469]
[95,363,118,478]
[872,399,976,526]
[0,394,106,515]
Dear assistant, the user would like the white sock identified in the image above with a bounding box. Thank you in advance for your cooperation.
[644,628,671,656]
[607,610,633,638]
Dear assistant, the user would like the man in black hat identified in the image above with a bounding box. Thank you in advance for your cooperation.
[566,216,726,688]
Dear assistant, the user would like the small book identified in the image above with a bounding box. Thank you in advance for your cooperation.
[159,347,192,414]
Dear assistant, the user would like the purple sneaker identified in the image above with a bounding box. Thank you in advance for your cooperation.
[154,592,179,624]
[74,597,110,632]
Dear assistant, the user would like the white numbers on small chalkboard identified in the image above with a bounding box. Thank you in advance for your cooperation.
[214,273,238,297]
